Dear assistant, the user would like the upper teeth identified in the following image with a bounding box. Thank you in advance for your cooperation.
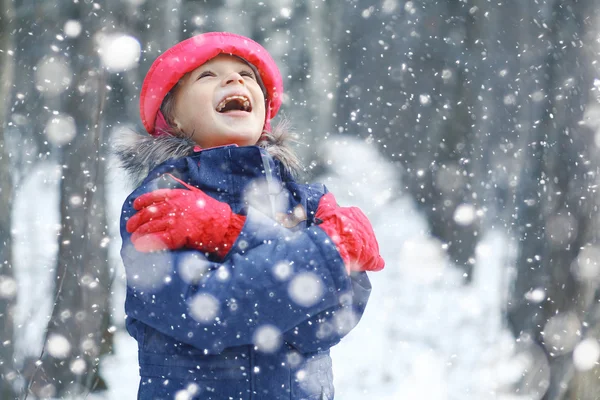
[216,95,250,112]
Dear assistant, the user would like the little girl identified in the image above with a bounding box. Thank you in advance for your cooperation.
[115,32,384,400]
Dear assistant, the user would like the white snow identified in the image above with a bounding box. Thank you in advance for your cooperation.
[244,177,287,217]
[178,253,211,284]
[188,293,220,323]
[0,275,17,299]
[253,325,283,353]
[69,358,87,375]
[572,245,600,281]
[45,114,77,147]
[453,203,477,226]
[34,56,72,95]
[46,334,71,359]
[273,260,293,280]
[573,338,600,371]
[541,312,581,356]
[13,161,61,362]
[288,271,324,308]
[63,20,82,38]
[98,34,141,73]
[381,0,399,14]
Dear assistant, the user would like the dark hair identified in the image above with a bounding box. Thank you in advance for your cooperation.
[159,87,185,137]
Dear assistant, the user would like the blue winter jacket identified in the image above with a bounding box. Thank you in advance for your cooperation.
[120,145,372,400]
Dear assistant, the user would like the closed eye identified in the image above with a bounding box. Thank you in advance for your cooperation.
[197,71,215,80]
[240,70,255,79]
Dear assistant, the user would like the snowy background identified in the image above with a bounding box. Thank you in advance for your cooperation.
[3,0,600,399]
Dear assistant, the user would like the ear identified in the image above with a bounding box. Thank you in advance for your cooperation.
[172,116,184,132]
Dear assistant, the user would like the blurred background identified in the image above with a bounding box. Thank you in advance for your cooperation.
[2,0,600,399]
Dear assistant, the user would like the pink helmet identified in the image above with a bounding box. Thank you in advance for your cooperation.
[140,32,283,136]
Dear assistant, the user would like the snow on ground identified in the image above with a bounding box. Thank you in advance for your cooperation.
[88,331,139,400]
[13,161,61,363]
[315,136,521,400]
[12,135,526,399]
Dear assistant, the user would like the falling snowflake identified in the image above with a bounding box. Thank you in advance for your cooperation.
[63,20,82,38]
[573,338,600,371]
[272,261,293,281]
[453,204,476,226]
[98,34,141,72]
[46,334,71,359]
[188,293,220,323]
[244,177,287,217]
[34,56,72,95]
[45,114,77,147]
[0,276,17,299]
[178,253,211,284]
[69,358,87,375]
[419,94,431,105]
[542,312,581,356]
[288,272,323,307]
[524,288,546,303]
[253,325,282,353]
[333,309,359,335]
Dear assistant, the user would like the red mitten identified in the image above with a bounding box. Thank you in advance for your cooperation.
[126,184,245,258]
[315,193,385,274]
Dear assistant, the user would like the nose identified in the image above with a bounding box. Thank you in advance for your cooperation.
[222,72,244,86]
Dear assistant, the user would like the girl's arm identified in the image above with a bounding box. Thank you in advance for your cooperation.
[122,203,366,355]
[281,271,371,353]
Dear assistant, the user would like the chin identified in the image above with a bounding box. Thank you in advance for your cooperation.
[225,130,262,146]
[234,137,261,147]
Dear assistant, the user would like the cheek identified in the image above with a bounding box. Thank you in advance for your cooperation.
[257,98,267,120]
[250,85,267,117]
[175,91,210,126]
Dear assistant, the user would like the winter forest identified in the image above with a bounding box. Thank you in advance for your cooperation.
[2,0,600,399]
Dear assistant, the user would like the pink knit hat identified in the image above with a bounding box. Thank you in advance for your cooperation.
[140,32,283,136]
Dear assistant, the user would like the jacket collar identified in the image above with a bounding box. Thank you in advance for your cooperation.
[112,121,301,188]
[149,145,286,216]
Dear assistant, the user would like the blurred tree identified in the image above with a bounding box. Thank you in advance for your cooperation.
[9,1,59,180]
[26,1,113,397]
[508,2,599,399]
[332,0,600,399]
[0,1,18,398]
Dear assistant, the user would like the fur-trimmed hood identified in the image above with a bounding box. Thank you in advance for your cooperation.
[112,120,302,188]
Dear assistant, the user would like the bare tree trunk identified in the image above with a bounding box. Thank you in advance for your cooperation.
[0,1,17,399]
[506,1,599,398]
[28,1,112,397]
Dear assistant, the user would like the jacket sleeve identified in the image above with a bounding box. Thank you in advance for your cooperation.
[281,272,371,353]
[280,184,373,353]
[122,199,358,355]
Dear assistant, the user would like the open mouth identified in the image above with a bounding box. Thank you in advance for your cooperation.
[216,95,252,113]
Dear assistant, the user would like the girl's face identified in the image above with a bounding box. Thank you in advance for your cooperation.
[172,54,267,149]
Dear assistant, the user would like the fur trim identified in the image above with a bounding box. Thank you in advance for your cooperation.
[258,118,303,178]
[112,132,196,187]
[112,119,303,187]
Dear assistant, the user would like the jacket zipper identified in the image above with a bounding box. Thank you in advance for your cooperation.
[249,346,255,400]
[260,152,278,218]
